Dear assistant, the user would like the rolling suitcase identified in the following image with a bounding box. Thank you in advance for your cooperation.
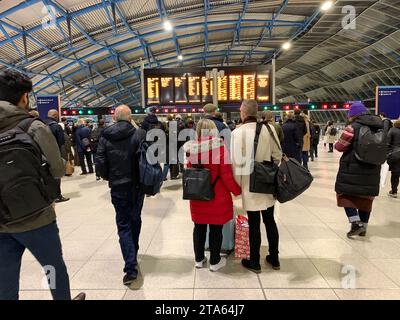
[205,206,237,254]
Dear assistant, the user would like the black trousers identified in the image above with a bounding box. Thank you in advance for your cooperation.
[329,143,334,152]
[193,224,223,265]
[78,151,93,174]
[391,172,400,194]
[247,206,279,264]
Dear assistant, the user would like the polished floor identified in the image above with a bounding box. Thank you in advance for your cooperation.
[19,146,400,300]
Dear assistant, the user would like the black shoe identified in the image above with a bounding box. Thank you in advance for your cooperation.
[388,191,398,198]
[96,176,101,181]
[80,172,88,175]
[241,259,261,274]
[266,255,280,270]
[123,274,137,286]
[347,223,366,238]
[55,196,70,203]
[73,292,86,300]
[88,171,94,174]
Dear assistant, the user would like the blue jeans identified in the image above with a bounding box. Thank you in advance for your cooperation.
[301,151,309,169]
[0,222,71,300]
[162,163,170,180]
[345,207,371,223]
[111,185,145,276]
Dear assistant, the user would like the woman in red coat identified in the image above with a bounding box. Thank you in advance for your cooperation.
[185,119,241,272]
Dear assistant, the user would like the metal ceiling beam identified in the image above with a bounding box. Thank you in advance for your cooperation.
[223,0,249,66]
[242,0,288,65]
[203,0,209,67]
[156,0,182,63]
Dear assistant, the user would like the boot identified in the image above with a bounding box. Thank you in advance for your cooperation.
[266,255,280,270]
[347,222,366,238]
[241,259,261,274]
[359,223,368,237]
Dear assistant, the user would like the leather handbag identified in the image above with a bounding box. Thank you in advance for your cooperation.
[65,160,75,176]
[183,165,219,201]
[249,123,280,194]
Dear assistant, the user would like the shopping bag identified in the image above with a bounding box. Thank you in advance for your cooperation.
[65,160,75,176]
[380,162,389,188]
[235,215,250,260]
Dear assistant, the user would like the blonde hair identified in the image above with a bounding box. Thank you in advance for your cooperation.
[76,118,85,126]
[196,119,218,138]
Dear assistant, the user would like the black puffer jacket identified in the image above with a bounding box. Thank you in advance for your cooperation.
[388,122,400,173]
[335,114,384,197]
[96,121,145,189]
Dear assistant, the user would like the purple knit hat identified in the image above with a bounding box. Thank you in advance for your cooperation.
[348,102,368,118]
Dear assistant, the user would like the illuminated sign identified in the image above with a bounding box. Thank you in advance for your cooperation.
[147,77,160,104]
[188,76,201,103]
[229,75,242,101]
[256,73,269,102]
[218,76,228,101]
[243,74,255,100]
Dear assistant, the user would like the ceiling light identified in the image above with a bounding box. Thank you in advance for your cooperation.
[282,41,291,50]
[163,20,173,31]
[321,1,333,11]
[178,55,183,60]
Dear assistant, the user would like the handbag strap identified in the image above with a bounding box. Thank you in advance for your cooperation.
[253,122,282,158]
[264,123,282,152]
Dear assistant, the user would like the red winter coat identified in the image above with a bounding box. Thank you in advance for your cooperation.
[186,137,241,225]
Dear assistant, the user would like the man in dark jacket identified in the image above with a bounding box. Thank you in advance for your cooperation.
[0,70,85,300]
[75,118,94,175]
[90,119,106,180]
[281,113,301,163]
[294,109,307,159]
[44,109,69,202]
[388,119,400,198]
[203,103,227,132]
[96,105,146,286]
[310,121,321,161]
[141,109,164,132]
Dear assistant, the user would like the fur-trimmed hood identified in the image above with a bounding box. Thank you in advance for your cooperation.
[184,136,223,156]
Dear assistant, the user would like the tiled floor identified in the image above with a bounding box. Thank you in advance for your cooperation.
[19,147,400,300]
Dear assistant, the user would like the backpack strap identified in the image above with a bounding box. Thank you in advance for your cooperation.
[17,117,37,133]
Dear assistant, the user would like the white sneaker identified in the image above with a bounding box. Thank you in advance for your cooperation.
[195,257,207,269]
[209,257,227,272]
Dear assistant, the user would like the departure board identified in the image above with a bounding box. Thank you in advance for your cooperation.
[202,77,213,103]
[229,75,242,101]
[243,74,255,100]
[160,77,174,104]
[188,76,201,103]
[256,73,270,102]
[174,76,188,103]
[218,76,228,101]
[147,77,160,104]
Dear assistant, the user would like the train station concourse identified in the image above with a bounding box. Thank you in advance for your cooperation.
[1,0,400,306]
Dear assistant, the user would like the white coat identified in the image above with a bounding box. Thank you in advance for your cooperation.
[231,122,282,211]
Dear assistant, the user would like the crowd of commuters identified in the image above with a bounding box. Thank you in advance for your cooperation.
[1,69,400,300]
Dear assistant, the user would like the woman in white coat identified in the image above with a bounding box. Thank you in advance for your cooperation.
[231,100,283,273]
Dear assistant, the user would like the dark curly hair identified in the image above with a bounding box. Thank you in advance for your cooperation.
[0,69,33,105]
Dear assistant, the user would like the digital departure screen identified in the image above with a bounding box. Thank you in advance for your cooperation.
[174,76,188,103]
[243,74,255,100]
[256,73,270,102]
[202,77,213,103]
[229,75,242,101]
[376,86,400,119]
[144,66,270,106]
[147,77,160,104]
[218,76,228,101]
[188,76,201,103]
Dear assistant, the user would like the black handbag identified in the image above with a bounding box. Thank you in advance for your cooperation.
[249,123,281,194]
[182,165,219,201]
[276,155,313,203]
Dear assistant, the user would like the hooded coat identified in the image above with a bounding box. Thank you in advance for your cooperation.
[96,121,145,189]
[335,114,384,198]
[0,101,65,233]
[185,137,241,225]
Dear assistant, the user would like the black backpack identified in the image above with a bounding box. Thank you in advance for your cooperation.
[355,125,388,165]
[183,165,219,201]
[0,118,59,225]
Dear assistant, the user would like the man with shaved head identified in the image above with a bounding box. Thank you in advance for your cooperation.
[96,105,146,286]
[44,109,70,203]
